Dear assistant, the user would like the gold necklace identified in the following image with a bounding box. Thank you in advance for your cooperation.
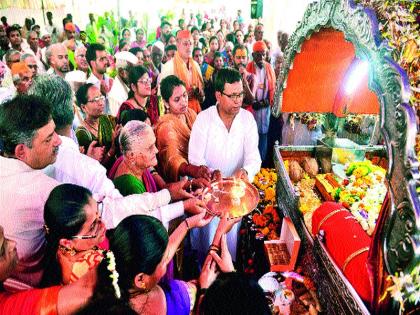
[84,118,98,132]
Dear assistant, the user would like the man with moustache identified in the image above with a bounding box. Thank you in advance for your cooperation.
[160,30,204,113]
[0,95,62,287]
[254,23,264,42]
[46,43,70,77]
[65,45,90,93]
[6,25,23,53]
[24,31,46,73]
[246,40,276,165]
[188,68,261,264]
[232,44,255,109]
[86,43,112,114]
[0,92,203,289]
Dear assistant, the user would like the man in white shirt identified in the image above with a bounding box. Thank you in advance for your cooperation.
[108,51,137,116]
[65,46,89,93]
[188,67,261,263]
[45,43,70,78]
[23,31,46,74]
[0,86,201,288]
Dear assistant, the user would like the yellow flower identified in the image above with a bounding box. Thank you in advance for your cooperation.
[264,187,276,201]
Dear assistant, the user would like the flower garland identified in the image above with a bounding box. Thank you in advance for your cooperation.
[380,265,420,312]
[252,168,281,240]
[106,251,121,299]
[289,113,323,131]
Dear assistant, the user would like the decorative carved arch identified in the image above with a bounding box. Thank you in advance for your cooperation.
[272,0,419,276]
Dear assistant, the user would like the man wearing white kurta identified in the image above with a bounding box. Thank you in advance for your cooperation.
[188,68,261,263]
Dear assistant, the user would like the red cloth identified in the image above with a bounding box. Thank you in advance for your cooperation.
[253,40,267,52]
[0,286,60,315]
[312,202,372,302]
[117,95,160,125]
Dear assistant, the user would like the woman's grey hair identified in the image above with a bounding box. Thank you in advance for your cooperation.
[28,74,74,131]
[119,120,151,155]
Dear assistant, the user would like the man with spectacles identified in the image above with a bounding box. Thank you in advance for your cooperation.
[246,40,276,165]
[64,46,90,93]
[188,67,261,264]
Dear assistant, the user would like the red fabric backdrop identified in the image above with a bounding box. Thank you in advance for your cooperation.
[282,28,379,116]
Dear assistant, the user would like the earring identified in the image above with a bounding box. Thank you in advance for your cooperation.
[139,281,150,293]
[59,245,77,256]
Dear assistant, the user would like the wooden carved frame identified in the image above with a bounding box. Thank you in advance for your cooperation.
[272,0,419,277]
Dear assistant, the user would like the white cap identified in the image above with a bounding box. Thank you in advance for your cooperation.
[115,51,138,69]
[153,41,165,53]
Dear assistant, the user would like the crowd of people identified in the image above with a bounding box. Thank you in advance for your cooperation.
[0,9,289,314]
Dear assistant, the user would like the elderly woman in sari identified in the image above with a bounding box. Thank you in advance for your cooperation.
[155,75,211,185]
[112,120,206,203]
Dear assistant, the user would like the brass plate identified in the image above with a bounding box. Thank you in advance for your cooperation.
[201,177,260,218]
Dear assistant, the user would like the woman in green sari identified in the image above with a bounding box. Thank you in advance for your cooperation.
[112,120,161,195]
[75,83,121,168]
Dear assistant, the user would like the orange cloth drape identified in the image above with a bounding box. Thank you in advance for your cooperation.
[0,286,60,315]
[155,108,197,182]
[173,52,204,113]
[246,61,276,104]
[282,28,379,115]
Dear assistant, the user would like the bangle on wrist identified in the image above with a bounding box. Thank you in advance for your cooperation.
[208,244,220,253]
[184,219,190,231]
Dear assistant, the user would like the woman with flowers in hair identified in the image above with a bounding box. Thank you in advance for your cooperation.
[77,214,238,315]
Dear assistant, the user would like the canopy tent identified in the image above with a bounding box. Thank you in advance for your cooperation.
[0,0,64,10]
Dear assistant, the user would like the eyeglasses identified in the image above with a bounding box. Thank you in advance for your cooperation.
[87,95,105,103]
[143,55,151,59]
[138,78,152,85]
[71,201,103,240]
[222,91,244,101]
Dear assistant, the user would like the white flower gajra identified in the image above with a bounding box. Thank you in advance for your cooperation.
[106,251,121,299]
